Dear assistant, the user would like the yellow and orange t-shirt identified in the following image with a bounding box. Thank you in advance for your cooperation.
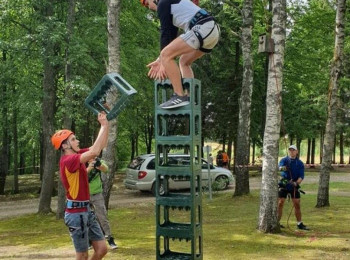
[59,148,90,213]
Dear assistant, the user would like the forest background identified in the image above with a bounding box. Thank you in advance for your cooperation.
[0,0,350,199]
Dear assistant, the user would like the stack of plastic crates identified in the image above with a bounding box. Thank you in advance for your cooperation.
[154,79,203,260]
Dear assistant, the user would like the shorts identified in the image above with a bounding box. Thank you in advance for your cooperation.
[64,208,105,252]
[279,188,300,199]
[180,20,220,53]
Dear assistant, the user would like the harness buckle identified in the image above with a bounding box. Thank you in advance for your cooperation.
[66,200,90,209]
[189,9,210,29]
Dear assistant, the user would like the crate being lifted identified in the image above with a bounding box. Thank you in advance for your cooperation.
[85,72,137,121]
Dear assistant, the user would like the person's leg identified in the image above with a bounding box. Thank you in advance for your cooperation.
[91,193,117,249]
[277,197,285,222]
[293,197,308,230]
[64,212,90,259]
[91,193,111,237]
[75,252,88,260]
[88,210,108,259]
[292,198,302,222]
[160,37,198,96]
[90,240,108,260]
[179,50,204,78]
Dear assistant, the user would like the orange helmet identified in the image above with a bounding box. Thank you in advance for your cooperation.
[51,129,73,150]
[140,0,148,7]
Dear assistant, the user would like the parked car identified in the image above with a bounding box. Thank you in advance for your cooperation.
[124,154,234,195]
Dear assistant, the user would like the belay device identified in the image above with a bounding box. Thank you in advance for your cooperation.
[84,72,137,121]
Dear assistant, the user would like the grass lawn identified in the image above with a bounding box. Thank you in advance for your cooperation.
[1,175,350,260]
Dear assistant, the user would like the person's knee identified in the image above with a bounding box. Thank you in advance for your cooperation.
[278,198,285,207]
[95,244,108,258]
[76,251,88,260]
[92,241,108,258]
[160,49,173,64]
[179,55,192,68]
[294,202,301,211]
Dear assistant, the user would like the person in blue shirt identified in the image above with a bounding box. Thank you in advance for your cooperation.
[141,0,220,109]
[278,145,309,230]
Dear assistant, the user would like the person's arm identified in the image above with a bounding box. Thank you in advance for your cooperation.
[278,157,286,171]
[80,113,109,164]
[296,160,305,185]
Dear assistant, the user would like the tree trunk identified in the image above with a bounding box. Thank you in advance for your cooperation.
[227,139,233,168]
[306,138,311,164]
[13,106,19,194]
[102,0,121,210]
[311,138,315,164]
[56,0,77,220]
[131,133,136,160]
[339,131,344,164]
[0,51,9,195]
[234,0,253,196]
[320,130,324,163]
[38,0,58,214]
[39,132,44,179]
[332,135,336,164]
[145,113,153,154]
[317,0,346,208]
[222,134,226,152]
[258,0,286,233]
[297,139,302,152]
[252,140,256,164]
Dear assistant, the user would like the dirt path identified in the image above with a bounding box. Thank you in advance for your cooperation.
[1,173,349,220]
[0,180,156,220]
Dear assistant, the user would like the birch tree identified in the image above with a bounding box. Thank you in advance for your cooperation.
[257,0,286,233]
[317,0,346,208]
[234,0,254,196]
[102,0,121,209]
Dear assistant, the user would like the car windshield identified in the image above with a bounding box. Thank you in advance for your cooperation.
[127,157,145,170]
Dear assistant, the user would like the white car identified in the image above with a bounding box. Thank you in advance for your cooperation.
[124,154,234,195]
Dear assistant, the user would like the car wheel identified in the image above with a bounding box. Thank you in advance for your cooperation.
[151,182,165,196]
[214,175,229,190]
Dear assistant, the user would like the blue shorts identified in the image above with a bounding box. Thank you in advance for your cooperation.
[64,208,105,252]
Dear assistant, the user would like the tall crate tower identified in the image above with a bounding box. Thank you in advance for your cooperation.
[154,79,203,259]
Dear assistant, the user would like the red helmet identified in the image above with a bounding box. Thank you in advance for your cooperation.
[51,129,73,150]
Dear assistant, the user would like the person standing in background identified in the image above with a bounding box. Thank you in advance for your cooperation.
[87,158,118,250]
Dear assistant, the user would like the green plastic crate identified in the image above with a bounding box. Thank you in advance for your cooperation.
[85,72,137,120]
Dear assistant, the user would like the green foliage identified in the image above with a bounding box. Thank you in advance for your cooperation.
[116,0,159,159]
[196,0,242,142]
[283,0,347,141]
